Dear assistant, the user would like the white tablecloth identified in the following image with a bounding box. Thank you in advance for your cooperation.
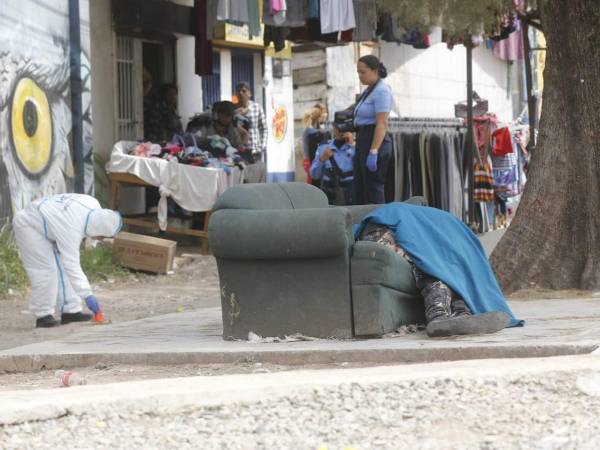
[106,141,243,230]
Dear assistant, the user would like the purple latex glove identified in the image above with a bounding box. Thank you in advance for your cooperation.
[85,295,100,314]
[366,152,378,172]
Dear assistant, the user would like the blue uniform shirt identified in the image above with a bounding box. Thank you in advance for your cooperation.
[354,81,393,126]
[310,139,355,183]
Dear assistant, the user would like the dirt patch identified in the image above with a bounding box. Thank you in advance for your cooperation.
[0,254,220,351]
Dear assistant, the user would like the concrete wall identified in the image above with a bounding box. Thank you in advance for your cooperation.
[177,36,203,125]
[325,45,360,117]
[90,0,115,159]
[380,42,523,122]
[0,0,93,218]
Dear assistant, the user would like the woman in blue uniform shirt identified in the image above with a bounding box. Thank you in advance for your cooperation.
[353,55,393,204]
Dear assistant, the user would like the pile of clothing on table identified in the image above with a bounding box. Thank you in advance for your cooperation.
[128,129,253,175]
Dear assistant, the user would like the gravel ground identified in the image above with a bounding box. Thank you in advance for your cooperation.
[2,370,600,449]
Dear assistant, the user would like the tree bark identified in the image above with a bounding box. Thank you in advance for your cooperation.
[491,0,600,292]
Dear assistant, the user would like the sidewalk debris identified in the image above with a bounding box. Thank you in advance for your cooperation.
[247,332,320,343]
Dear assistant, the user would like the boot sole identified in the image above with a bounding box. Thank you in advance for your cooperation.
[61,315,93,324]
[426,312,510,338]
[36,322,60,328]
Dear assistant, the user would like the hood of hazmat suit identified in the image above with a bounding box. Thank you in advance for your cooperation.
[85,209,123,238]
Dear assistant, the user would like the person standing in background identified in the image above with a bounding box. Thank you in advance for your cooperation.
[353,55,393,204]
[302,103,328,184]
[235,82,267,183]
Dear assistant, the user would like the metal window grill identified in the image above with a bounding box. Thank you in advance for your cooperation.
[116,36,137,140]
[202,51,221,110]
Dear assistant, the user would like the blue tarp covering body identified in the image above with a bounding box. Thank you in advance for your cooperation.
[354,203,523,327]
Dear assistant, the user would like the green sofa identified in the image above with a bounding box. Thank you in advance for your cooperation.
[208,182,425,339]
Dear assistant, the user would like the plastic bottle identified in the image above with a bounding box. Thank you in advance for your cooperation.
[55,370,87,387]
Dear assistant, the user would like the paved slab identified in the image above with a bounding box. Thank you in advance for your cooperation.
[2,354,600,426]
[1,298,599,373]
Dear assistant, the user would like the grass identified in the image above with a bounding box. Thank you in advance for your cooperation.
[0,222,28,296]
[0,221,130,297]
[80,243,131,282]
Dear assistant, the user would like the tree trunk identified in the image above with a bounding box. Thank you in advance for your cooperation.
[491,0,600,293]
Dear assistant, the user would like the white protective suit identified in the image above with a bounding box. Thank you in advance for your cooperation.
[12,194,122,318]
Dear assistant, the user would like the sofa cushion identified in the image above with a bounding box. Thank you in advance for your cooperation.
[351,240,418,294]
[212,182,328,212]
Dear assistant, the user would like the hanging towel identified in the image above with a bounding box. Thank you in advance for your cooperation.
[352,0,376,41]
[320,0,355,33]
[354,203,523,327]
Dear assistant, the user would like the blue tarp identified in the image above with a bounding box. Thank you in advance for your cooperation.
[354,203,523,327]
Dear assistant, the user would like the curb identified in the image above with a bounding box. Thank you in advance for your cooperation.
[0,343,597,373]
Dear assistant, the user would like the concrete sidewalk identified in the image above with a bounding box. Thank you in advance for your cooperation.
[1,297,599,373]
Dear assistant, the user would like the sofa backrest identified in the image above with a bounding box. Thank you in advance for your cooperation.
[213,182,329,211]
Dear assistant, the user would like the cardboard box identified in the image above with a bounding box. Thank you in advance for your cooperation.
[113,232,177,274]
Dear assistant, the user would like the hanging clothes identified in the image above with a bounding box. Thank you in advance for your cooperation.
[218,0,250,25]
[247,0,261,37]
[493,0,525,62]
[320,0,356,33]
[308,0,319,19]
[492,19,524,61]
[263,0,307,27]
[194,0,213,76]
[390,126,467,221]
[264,25,290,52]
[206,0,219,40]
[491,127,513,156]
[352,0,376,42]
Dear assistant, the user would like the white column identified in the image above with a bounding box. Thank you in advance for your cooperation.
[220,49,233,101]
[253,52,264,105]
[176,36,203,126]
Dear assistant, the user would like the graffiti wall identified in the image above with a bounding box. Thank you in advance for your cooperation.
[0,0,92,221]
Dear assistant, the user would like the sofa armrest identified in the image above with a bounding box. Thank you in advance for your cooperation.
[209,208,352,259]
[343,196,428,225]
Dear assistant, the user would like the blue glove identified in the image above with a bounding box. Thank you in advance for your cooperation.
[85,295,100,314]
[366,152,378,172]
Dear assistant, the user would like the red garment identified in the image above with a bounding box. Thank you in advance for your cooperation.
[302,158,312,184]
[492,127,514,156]
[341,28,353,42]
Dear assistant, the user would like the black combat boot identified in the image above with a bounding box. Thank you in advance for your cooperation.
[422,281,454,337]
[36,315,60,328]
[451,298,472,317]
[427,296,510,337]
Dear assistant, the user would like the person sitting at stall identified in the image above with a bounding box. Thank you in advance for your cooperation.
[310,123,355,206]
[355,202,523,338]
[196,101,249,151]
[145,83,184,143]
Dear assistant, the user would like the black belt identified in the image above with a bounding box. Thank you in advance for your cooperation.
[357,124,376,132]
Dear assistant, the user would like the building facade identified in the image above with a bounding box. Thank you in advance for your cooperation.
[0,0,296,221]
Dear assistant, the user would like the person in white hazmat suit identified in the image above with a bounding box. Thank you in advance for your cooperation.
[12,194,122,328]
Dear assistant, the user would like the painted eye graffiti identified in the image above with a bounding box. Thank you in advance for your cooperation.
[10,77,53,177]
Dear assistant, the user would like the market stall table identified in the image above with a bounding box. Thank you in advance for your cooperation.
[107,141,243,253]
